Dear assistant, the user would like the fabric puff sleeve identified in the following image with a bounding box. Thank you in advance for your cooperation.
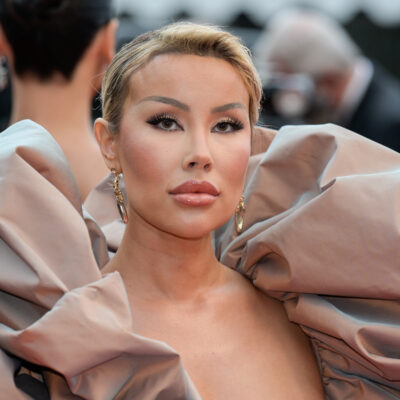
[0,120,200,400]
[215,123,400,399]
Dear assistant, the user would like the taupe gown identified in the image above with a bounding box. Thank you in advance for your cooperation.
[1,120,400,399]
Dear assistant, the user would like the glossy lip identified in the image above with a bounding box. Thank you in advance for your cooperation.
[169,180,219,206]
[170,180,219,195]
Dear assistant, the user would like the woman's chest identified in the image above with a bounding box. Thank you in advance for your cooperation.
[131,298,322,400]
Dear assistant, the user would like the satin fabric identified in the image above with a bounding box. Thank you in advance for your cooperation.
[0,121,200,399]
[1,119,400,399]
[215,123,400,399]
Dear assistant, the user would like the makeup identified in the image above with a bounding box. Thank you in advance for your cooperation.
[169,180,219,206]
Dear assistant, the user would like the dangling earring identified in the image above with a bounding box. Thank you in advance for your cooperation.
[235,195,246,234]
[111,168,128,224]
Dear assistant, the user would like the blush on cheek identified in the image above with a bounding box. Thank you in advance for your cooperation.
[226,144,251,182]
[119,132,168,180]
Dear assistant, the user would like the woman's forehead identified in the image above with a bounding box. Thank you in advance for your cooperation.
[127,53,250,107]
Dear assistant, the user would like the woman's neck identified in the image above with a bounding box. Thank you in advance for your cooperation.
[105,217,227,303]
[9,75,110,201]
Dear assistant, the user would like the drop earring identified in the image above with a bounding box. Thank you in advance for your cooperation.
[235,195,246,234]
[111,168,128,224]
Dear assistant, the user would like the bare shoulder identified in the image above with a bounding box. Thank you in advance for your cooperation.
[222,264,282,312]
[221,265,324,398]
[225,267,312,353]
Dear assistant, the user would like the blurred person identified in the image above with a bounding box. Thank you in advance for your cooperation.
[0,0,118,200]
[255,8,400,152]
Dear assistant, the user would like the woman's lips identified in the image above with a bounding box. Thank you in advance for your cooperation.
[169,180,219,206]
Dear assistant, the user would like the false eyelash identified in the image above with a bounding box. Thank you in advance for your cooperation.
[146,112,178,126]
[216,118,244,131]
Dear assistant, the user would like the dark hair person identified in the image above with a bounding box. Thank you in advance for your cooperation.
[0,0,118,200]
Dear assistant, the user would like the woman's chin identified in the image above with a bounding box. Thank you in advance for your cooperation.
[163,222,220,240]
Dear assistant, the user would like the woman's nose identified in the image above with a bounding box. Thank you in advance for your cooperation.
[182,133,213,171]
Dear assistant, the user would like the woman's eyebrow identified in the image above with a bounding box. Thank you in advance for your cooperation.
[139,96,189,111]
[138,97,245,114]
[211,103,245,113]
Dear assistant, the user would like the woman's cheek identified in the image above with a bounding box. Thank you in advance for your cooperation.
[119,131,166,180]
[224,141,251,183]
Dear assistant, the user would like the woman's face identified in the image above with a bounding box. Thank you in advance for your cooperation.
[105,54,251,239]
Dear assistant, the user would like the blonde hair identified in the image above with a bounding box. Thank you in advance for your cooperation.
[100,21,262,133]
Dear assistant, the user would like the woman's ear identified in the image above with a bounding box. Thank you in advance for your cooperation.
[94,117,121,171]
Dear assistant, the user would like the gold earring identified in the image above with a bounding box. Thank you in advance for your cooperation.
[235,195,246,234]
[111,168,128,224]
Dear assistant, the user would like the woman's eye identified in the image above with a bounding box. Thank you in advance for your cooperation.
[213,120,244,133]
[158,118,178,130]
[147,115,181,131]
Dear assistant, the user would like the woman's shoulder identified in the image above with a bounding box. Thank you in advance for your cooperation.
[219,265,324,399]
[222,266,297,331]
[221,264,291,324]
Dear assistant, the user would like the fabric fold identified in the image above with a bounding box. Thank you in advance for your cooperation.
[216,123,400,398]
[2,120,400,399]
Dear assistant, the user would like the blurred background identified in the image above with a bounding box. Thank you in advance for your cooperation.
[1,0,400,132]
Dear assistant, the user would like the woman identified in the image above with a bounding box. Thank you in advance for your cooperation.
[0,22,399,399]
[93,22,323,399]
[90,21,400,398]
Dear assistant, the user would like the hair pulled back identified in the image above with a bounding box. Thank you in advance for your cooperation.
[101,22,262,133]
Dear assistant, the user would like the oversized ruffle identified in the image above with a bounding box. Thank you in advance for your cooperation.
[215,123,400,399]
[2,119,400,399]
